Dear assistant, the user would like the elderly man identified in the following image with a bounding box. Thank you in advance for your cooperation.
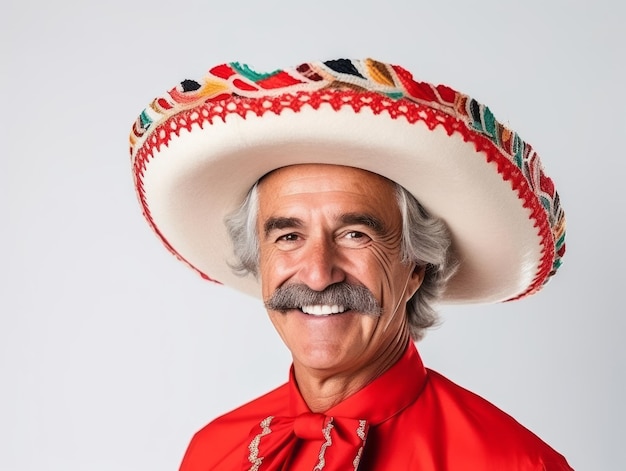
[130,59,572,470]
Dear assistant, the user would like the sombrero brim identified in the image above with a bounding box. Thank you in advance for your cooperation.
[130,59,565,304]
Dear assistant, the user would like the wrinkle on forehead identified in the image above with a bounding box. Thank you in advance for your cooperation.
[258,164,396,196]
[256,165,403,246]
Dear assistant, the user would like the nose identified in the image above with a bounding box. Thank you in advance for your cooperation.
[296,236,346,292]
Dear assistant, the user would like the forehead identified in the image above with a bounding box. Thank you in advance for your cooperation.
[255,164,403,238]
[257,164,397,204]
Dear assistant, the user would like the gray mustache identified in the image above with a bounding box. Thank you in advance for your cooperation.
[265,283,382,316]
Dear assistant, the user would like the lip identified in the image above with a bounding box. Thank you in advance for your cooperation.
[274,307,353,316]
[291,308,359,320]
[299,310,352,317]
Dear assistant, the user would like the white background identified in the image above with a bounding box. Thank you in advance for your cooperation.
[2,1,624,469]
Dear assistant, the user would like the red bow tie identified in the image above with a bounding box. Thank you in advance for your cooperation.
[243,413,369,470]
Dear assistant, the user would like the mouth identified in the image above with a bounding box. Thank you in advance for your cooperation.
[299,304,348,316]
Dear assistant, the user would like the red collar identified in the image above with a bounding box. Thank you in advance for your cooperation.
[287,341,428,425]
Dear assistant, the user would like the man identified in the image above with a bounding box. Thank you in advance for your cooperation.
[130,59,571,469]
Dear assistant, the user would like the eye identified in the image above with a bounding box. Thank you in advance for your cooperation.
[273,233,304,251]
[346,231,366,239]
[277,233,299,242]
[339,230,372,247]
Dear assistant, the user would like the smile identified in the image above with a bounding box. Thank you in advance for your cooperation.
[300,305,347,316]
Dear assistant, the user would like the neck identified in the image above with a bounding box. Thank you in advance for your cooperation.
[293,329,411,413]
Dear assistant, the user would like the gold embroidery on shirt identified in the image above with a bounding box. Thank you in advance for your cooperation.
[352,420,368,469]
[313,417,335,470]
[248,415,274,471]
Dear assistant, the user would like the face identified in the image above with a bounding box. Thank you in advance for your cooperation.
[257,164,424,377]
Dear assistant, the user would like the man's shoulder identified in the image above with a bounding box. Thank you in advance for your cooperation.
[424,368,541,432]
[200,381,290,437]
[179,383,290,471]
[415,369,572,470]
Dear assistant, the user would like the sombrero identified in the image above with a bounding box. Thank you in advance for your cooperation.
[129,58,565,304]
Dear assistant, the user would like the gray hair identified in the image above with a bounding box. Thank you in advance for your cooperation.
[224,181,457,340]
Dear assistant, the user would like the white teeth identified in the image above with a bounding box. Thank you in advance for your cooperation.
[301,305,347,316]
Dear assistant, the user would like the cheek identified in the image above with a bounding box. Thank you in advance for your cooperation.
[354,247,411,304]
[259,247,294,292]
[364,227,404,271]
[362,243,404,280]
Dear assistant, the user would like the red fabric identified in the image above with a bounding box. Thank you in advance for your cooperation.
[243,413,368,470]
[179,343,573,470]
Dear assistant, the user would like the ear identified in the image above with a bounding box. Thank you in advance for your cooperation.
[405,264,425,301]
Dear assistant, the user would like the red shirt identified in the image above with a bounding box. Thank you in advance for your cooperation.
[180,343,573,470]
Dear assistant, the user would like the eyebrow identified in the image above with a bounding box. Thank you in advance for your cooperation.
[262,213,387,238]
[340,213,386,234]
[263,217,304,237]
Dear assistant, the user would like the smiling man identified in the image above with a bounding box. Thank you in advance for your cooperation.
[257,165,422,404]
[130,59,572,470]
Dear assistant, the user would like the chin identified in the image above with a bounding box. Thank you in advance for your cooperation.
[293,344,357,371]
